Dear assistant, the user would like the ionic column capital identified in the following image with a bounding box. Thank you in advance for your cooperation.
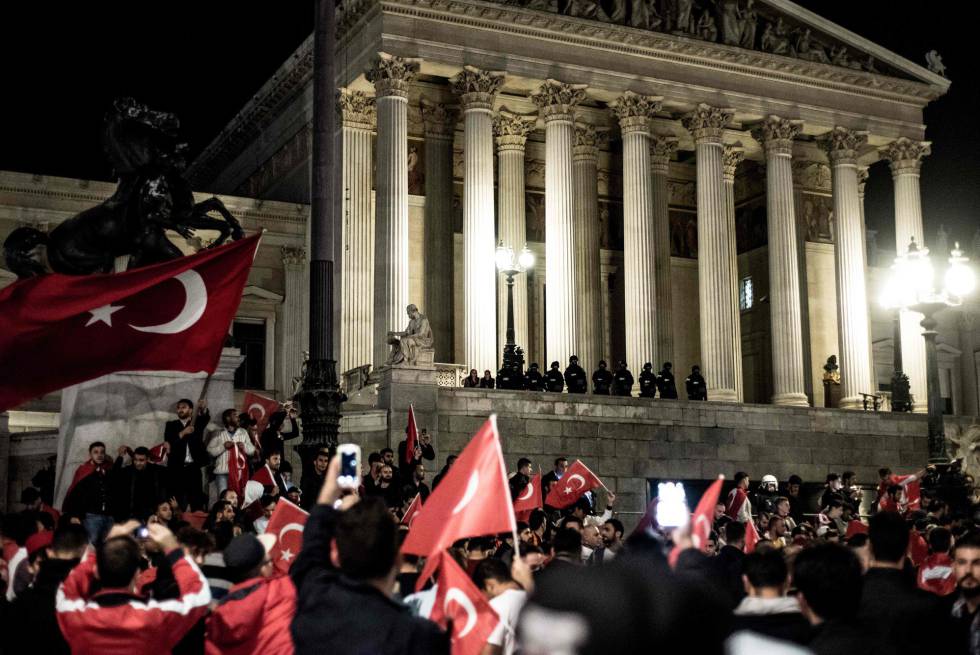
[451,66,506,112]
[281,245,307,269]
[419,98,458,140]
[337,89,376,129]
[752,115,803,156]
[611,91,662,135]
[530,79,588,122]
[818,126,869,165]
[681,103,734,144]
[493,109,537,152]
[572,122,608,162]
[723,144,745,182]
[650,135,678,175]
[881,137,932,176]
[366,53,420,99]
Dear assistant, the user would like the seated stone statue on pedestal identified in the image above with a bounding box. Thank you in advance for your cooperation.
[386,304,434,367]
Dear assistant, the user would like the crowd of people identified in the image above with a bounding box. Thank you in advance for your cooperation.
[3,396,980,654]
[465,357,711,399]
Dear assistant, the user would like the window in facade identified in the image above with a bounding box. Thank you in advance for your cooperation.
[233,319,266,390]
[739,276,754,311]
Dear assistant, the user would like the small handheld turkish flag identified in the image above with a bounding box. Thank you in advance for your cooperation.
[0,234,260,412]
[690,476,725,551]
[404,404,419,466]
[429,551,500,655]
[401,493,422,527]
[544,460,603,509]
[744,518,760,553]
[227,444,250,501]
[250,462,275,489]
[402,416,515,590]
[242,391,279,434]
[513,472,542,522]
[264,497,309,574]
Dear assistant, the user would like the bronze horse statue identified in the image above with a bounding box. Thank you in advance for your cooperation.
[4,98,243,278]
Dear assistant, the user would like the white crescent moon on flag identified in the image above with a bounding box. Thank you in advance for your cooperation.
[518,482,534,501]
[278,522,305,543]
[248,403,267,420]
[129,270,207,334]
[566,474,586,490]
[452,471,480,515]
[445,588,478,637]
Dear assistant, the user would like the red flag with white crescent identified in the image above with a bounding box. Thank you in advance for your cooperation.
[429,551,500,655]
[543,460,603,509]
[227,443,250,502]
[0,234,261,412]
[251,462,275,488]
[264,497,309,574]
[690,476,725,551]
[404,404,419,466]
[513,472,542,522]
[401,493,422,527]
[243,391,279,435]
[744,518,760,553]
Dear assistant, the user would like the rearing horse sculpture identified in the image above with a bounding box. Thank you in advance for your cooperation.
[3,97,244,278]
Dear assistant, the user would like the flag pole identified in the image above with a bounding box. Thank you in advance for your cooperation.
[491,414,522,552]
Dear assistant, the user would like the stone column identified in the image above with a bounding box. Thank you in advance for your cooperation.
[883,137,932,412]
[613,91,662,371]
[755,116,808,406]
[959,313,979,416]
[367,54,419,369]
[531,80,587,368]
[650,136,677,366]
[280,246,309,393]
[820,127,874,409]
[452,66,505,375]
[682,104,738,402]
[722,144,745,402]
[572,122,605,372]
[420,99,458,362]
[337,89,376,374]
[494,110,537,363]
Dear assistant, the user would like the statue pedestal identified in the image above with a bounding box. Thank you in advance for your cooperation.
[376,363,439,448]
[53,348,244,507]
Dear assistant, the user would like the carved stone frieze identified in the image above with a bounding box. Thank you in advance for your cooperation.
[420,98,458,139]
[281,245,307,268]
[366,53,421,99]
[668,180,696,207]
[792,161,832,192]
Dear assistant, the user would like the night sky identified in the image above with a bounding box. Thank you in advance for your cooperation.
[1,1,975,251]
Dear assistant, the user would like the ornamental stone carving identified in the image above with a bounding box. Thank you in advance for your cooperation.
[723,144,745,180]
[494,110,537,152]
[337,89,376,129]
[450,66,506,111]
[573,122,608,161]
[792,161,832,192]
[857,166,869,196]
[681,103,734,143]
[419,98,458,139]
[610,91,663,133]
[366,53,421,99]
[281,245,307,268]
[818,126,868,164]
[881,137,932,175]
[752,115,802,154]
[530,80,588,120]
[668,180,696,207]
[650,135,678,175]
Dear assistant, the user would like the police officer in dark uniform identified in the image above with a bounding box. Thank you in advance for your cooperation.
[638,362,658,398]
[564,355,587,394]
[592,360,613,395]
[611,360,634,397]
[657,362,678,399]
[685,365,707,400]
[524,362,544,391]
[545,361,565,392]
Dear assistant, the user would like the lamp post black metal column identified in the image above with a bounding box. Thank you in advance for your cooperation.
[495,243,533,390]
[919,304,950,463]
[294,0,346,460]
[890,309,912,412]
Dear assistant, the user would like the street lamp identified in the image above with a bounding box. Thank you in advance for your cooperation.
[881,237,976,463]
[495,241,534,389]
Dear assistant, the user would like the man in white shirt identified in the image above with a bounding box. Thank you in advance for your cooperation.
[474,559,527,655]
[207,409,256,493]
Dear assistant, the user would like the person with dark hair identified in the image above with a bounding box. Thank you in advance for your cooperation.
[545,361,564,392]
[207,408,257,495]
[951,533,980,654]
[591,518,624,564]
[32,454,58,507]
[725,472,752,523]
[55,521,210,652]
[480,369,496,389]
[164,397,211,512]
[785,474,805,524]
[254,495,278,534]
[20,485,61,525]
[858,511,953,655]
[290,456,448,654]
[611,361,634,396]
[817,498,846,537]
[301,448,331,510]
[259,402,300,459]
[591,360,612,394]
[463,368,480,388]
[380,447,400,480]
[524,362,544,391]
[364,463,402,509]
[684,365,707,400]
[819,473,844,511]
[205,532,296,654]
[730,549,809,644]
[7,523,88,655]
[541,457,568,500]
[402,463,431,503]
[712,520,747,607]
[113,444,168,522]
[917,526,955,596]
[564,355,587,394]
[202,521,237,601]
[473,558,527,655]
[398,428,435,481]
[549,527,583,568]
[793,542,874,654]
[63,441,115,545]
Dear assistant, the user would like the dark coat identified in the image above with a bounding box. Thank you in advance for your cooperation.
[592,368,612,394]
[545,368,565,392]
[524,369,544,391]
[164,412,211,469]
[113,460,168,521]
[730,608,810,645]
[291,506,449,655]
[657,368,678,398]
[685,372,707,400]
[7,557,78,655]
[259,411,300,458]
[857,567,955,655]
[711,544,746,608]
[638,370,658,397]
[564,363,588,393]
[612,368,634,396]
[807,619,877,655]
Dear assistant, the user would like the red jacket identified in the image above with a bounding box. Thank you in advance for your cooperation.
[206,574,296,655]
[56,548,211,654]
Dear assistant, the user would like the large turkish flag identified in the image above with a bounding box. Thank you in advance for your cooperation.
[264,497,309,574]
[0,234,260,411]
[429,551,500,655]
[543,460,603,509]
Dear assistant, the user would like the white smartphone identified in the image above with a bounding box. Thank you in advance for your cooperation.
[337,444,362,490]
[656,482,689,529]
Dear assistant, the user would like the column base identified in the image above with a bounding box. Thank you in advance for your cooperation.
[771,392,810,407]
[838,395,867,411]
[706,388,738,403]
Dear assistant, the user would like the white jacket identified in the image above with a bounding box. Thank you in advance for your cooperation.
[207,427,256,474]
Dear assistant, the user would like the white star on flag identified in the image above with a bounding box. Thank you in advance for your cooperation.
[85,304,125,327]
[279,548,294,563]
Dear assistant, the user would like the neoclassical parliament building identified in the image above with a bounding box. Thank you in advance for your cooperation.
[2,0,980,509]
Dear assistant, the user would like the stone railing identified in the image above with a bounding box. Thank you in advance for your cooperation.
[435,363,467,388]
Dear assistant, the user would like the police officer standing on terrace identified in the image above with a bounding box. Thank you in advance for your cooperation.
[592,360,612,395]
[565,355,587,394]
[638,362,658,398]
[611,361,634,397]
[657,362,678,399]
[545,361,565,392]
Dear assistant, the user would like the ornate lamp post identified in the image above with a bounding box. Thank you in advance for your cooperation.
[495,241,534,389]
[881,237,976,463]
